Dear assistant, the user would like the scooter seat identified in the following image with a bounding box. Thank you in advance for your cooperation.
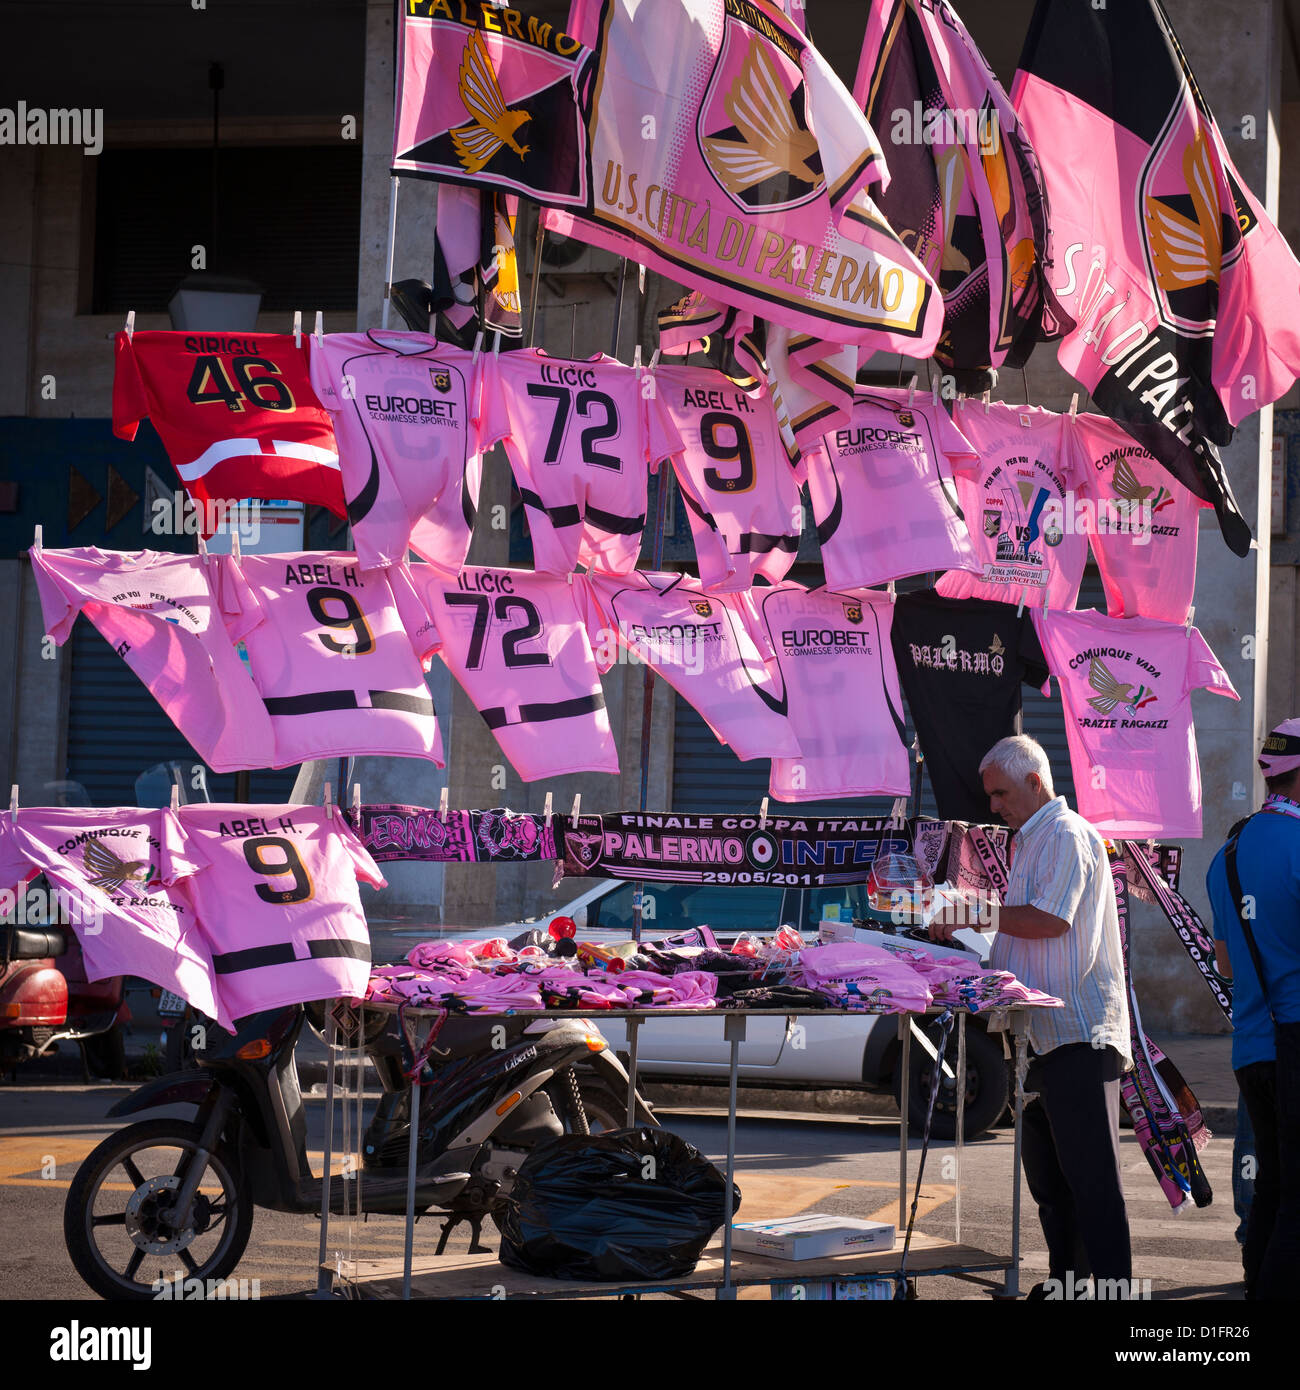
[1,925,70,961]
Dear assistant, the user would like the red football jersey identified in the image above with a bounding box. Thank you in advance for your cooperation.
[113,330,346,525]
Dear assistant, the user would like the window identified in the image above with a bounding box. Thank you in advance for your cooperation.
[90,146,362,314]
[591,881,788,935]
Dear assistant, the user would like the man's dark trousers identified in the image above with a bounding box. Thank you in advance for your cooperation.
[1023,1042,1131,1287]
[1235,1020,1300,1300]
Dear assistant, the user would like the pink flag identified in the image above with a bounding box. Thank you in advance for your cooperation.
[1013,0,1300,557]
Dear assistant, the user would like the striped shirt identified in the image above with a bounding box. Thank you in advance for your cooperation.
[990,796,1132,1066]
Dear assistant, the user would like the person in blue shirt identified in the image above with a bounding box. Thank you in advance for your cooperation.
[1206,719,1300,1301]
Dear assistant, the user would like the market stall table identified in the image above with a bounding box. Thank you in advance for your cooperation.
[314,1002,1039,1301]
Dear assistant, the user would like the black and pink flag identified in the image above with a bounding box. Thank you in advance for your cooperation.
[1013,0,1300,556]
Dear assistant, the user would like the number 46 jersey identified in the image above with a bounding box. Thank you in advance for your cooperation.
[219,553,444,768]
[480,348,684,575]
[406,564,619,781]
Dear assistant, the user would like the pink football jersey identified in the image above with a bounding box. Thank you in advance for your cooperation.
[479,347,684,574]
[167,805,384,1025]
[1072,414,1205,624]
[746,585,911,802]
[218,553,443,768]
[937,401,1089,610]
[805,387,980,589]
[309,330,483,572]
[406,564,619,781]
[653,362,804,592]
[9,808,227,1028]
[30,547,276,773]
[577,570,801,762]
[1033,608,1240,838]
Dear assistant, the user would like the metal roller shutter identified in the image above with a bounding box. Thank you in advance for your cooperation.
[66,622,298,808]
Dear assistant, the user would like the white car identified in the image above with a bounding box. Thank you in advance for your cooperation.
[393,878,1011,1138]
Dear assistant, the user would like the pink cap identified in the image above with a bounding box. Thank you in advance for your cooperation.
[1259,718,1300,777]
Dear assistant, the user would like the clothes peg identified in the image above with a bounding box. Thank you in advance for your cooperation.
[231,530,241,562]
[543,792,553,828]
[32,525,42,552]
[982,390,991,415]
[907,374,918,407]
[932,375,941,407]
[571,793,581,821]
[293,311,302,349]
[170,784,180,812]
[493,332,502,357]
[887,581,896,604]
[472,331,484,363]
[632,345,642,372]
[10,785,17,825]
[353,783,362,816]
[314,311,324,346]
[649,347,662,369]
[1016,595,1026,618]
[1185,605,1195,631]
[890,797,907,826]
[438,786,449,821]
[1069,393,1079,416]
[759,797,769,831]
[197,535,210,567]
[323,782,332,810]
[124,311,135,340]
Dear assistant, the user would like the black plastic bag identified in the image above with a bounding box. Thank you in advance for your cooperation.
[498,1126,741,1282]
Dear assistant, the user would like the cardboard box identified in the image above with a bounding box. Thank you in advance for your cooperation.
[732,1213,897,1261]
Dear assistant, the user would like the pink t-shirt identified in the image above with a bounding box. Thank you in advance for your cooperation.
[1072,414,1205,624]
[167,804,385,1025]
[219,553,443,768]
[479,348,684,574]
[804,387,980,589]
[30,547,276,773]
[1033,608,1240,838]
[8,808,226,1027]
[577,570,801,762]
[654,362,804,592]
[309,330,483,572]
[937,402,1089,610]
[746,585,911,802]
[405,564,620,781]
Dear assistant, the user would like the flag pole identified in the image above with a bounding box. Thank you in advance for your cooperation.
[381,176,400,330]
[527,211,546,347]
[609,257,629,359]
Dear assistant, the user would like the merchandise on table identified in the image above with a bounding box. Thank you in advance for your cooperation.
[30,546,277,773]
[222,552,444,768]
[406,563,619,780]
[578,570,801,761]
[1072,414,1204,624]
[2,807,226,1027]
[890,589,1050,823]
[653,362,804,593]
[166,803,383,1027]
[112,329,345,524]
[1033,607,1239,837]
[308,330,484,572]
[803,387,981,590]
[937,401,1088,611]
[479,346,684,575]
[747,585,911,802]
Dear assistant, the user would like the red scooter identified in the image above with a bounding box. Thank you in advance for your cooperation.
[0,919,129,1082]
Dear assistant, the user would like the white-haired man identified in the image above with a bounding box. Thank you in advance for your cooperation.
[930,734,1132,1299]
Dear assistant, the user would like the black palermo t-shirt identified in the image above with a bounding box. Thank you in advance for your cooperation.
[890,589,1050,822]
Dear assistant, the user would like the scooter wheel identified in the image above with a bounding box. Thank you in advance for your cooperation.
[64,1118,252,1301]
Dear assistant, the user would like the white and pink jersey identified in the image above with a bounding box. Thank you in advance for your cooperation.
[1033,608,1240,839]
[1072,414,1205,624]
[219,552,443,768]
[804,387,980,589]
[937,402,1089,611]
[406,564,619,781]
[480,348,684,575]
[746,585,911,802]
[309,330,482,572]
[167,805,384,1025]
[8,808,227,1028]
[653,363,804,592]
[577,570,801,762]
[30,547,276,773]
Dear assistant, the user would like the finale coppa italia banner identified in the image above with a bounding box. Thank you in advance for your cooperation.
[557,813,910,886]
[545,0,942,354]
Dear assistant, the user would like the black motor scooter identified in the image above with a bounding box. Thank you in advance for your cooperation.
[63,1000,652,1299]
